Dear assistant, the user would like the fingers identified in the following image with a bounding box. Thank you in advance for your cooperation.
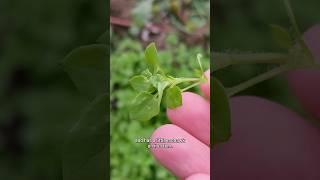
[152,70,211,178]
[200,69,210,99]
[303,24,320,62]
[286,70,320,119]
[286,25,320,119]
[150,124,210,179]
[213,96,320,179]
[185,173,210,180]
[167,92,210,145]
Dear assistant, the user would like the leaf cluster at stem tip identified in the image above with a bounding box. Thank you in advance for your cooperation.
[129,42,207,121]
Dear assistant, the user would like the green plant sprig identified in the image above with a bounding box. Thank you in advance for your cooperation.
[129,43,207,121]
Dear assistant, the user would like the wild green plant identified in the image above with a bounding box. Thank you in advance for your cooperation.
[129,43,207,121]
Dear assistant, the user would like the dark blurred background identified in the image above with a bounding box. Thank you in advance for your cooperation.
[213,0,320,119]
[0,0,106,179]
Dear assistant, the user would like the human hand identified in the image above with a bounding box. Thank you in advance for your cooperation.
[213,24,320,179]
[149,70,210,180]
[286,24,320,119]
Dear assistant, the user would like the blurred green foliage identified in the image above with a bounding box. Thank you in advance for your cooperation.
[62,44,108,180]
[0,0,106,179]
[130,0,209,35]
[110,36,209,179]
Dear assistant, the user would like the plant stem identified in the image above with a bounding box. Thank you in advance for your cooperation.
[182,81,202,92]
[213,52,289,71]
[173,77,200,86]
[226,65,290,97]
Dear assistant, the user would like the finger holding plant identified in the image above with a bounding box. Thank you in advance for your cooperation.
[287,24,320,119]
[129,43,207,121]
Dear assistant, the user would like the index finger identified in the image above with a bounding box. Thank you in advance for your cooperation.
[200,69,210,99]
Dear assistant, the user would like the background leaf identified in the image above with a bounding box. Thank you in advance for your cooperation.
[213,78,231,145]
[130,0,153,35]
[62,94,108,180]
[63,44,108,99]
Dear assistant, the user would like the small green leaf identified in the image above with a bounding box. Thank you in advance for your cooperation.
[129,75,154,92]
[141,69,153,78]
[149,74,166,89]
[270,24,292,49]
[63,44,107,99]
[145,43,159,73]
[197,53,204,73]
[130,92,159,121]
[156,81,170,107]
[213,78,231,146]
[283,0,315,63]
[149,74,170,106]
[149,74,162,88]
[164,86,182,109]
